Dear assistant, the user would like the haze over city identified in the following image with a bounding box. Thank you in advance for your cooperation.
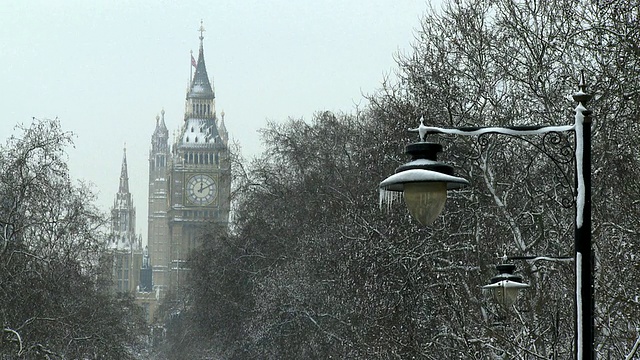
[1,0,431,243]
[3,0,639,358]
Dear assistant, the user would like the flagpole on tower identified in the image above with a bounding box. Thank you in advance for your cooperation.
[190,49,194,83]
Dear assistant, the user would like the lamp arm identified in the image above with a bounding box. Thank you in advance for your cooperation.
[413,123,578,208]
[412,124,575,137]
[503,255,574,264]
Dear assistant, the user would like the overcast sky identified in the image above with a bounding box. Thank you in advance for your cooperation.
[1,0,440,243]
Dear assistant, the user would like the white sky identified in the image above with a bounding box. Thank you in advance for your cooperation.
[0,0,439,244]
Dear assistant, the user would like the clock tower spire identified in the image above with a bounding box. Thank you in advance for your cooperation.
[187,20,215,106]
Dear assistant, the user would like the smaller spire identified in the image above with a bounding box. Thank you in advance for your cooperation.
[153,110,168,138]
[119,145,129,194]
[219,110,228,143]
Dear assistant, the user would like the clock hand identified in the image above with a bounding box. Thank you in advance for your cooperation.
[201,182,215,190]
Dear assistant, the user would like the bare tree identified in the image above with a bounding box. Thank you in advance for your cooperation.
[163,0,640,358]
[0,118,146,359]
[371,0,640,357]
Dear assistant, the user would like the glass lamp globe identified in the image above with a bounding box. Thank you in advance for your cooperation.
[483,280,530,307]
[403,182,447,226]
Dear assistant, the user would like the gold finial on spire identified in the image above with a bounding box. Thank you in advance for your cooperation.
[198,20,205,42]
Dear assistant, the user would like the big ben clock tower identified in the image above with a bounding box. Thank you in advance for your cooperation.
[148,20,231,298]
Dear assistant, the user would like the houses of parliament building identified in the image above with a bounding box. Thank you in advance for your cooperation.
[104,22,231,321]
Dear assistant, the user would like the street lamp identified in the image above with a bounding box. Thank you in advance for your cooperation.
[379,76,593,359]
[379,142,469,225]
[483,263,530,308]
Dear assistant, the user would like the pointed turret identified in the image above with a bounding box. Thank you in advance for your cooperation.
[109,145,140,252]
[188,20,215,100]
[106,147,144,294]
[119,146,130,194]
[151,110,170,156]
[153,110,169,143]
[219,110,228,144]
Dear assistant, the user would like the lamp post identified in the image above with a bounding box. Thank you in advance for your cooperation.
[379,78,593,359]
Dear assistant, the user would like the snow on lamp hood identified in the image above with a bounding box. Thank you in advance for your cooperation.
[379,168,469,192]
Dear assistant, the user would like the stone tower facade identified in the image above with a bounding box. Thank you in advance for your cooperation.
[147,22,231,301]
[107,147,143,293]
[148,110,170,292]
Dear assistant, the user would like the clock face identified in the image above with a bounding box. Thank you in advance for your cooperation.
[186,174,217,206]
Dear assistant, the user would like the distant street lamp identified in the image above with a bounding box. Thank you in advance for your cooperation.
[483,256,574,308]
[379,76,594,359]
[482,263,530,308]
